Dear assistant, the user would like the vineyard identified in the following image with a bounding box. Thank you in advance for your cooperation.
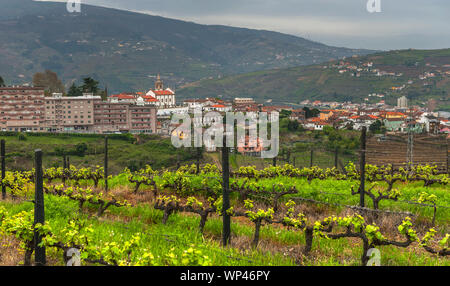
[0,150,449,266]
[366,134,449,171]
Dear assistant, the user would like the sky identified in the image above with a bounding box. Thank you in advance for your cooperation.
[36,0,450,50]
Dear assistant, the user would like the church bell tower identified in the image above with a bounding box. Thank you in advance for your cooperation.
[155,74,164,90]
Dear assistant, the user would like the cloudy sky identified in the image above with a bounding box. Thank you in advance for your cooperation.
[38,0,450,50]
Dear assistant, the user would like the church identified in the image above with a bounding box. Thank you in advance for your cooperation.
[146,74,176,107]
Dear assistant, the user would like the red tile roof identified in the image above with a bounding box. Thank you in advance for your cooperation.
[152,89,174,95]
[142,95,159,102]
[384,111,405,116]
[110,93,135,99]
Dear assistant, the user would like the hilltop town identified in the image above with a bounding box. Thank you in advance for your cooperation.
[1,72,449,145]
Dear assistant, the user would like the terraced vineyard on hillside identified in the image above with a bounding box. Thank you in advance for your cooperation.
[366,135,448,171]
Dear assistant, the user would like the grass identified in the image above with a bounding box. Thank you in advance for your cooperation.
[0,188,449,266]
[0,152,448,266]
[0,195,295,266]
[249,177,450,227]
[103,171,450,228]
[0,133,197,174]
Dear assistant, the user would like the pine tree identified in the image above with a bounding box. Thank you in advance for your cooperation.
[67,83,82,97]
[81,77,99,94]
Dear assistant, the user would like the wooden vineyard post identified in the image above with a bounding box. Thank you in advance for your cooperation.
[104,136,109,192]
[196,147,201,174]
[310,149,314,168]
[359,127,367,208]
[273,156,277,167]
[222,135,231,247]
[1,140,5,200]
[63,154,67,184]
[293,156,296,168]
[34,149,46,266]
[447,143,449,175]
[334,147,339,169]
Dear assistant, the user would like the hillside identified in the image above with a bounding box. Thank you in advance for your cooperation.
[0,0,374,93]
[178,49,450,109]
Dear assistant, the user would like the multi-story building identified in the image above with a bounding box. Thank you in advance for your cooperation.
[129,105,157,134]
[233,98,255,105]
[45,93,98,132]
[0,87,46,132]
[0,87,157,134]
[397,96,408,108]
[93,101,157,134]
[289,109,306,121]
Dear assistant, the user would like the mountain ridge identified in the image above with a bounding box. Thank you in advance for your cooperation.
[177,48,450,109]
[0,0,375,93]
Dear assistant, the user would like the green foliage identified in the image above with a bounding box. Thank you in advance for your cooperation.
[369,120,384,134]
[67,83,82,97]
[415,192,438,205]
[279,110,292,119]
[181,49,450,105]
[303,107,320,119]
[17,133,27,141]
[81,77,99,94]
[165,246,212,266]
[287,120,299,131]
[74,142,88,157]
[397,217,418,242]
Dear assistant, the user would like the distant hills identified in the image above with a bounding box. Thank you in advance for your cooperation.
[0,0,374,93]
[178,49,450,109]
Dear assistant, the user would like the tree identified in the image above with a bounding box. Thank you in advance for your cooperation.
[345,122,354,130]
[322,125,335,135]
[303,107,320,119]
[74,143,88,157]
[98,88,108,101]
[81,77,99,94]
[32,70,65,96]
[67,83,82,97]
[0,76,5,87]
[279,110,292,119]
[369,120,383,134]
[287,120,299,131]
